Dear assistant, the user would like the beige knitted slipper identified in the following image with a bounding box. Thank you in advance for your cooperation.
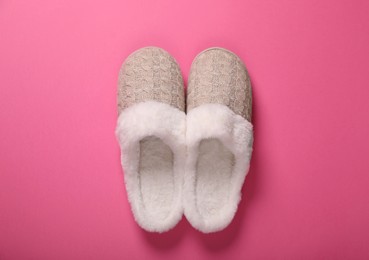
[184,47,253,233]
[115,47,186,232]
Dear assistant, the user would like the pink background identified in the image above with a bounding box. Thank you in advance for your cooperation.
[1,0,369,259]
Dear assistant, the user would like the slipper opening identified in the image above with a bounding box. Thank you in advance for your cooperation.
[195,138,235,221]
[139,136,175,221]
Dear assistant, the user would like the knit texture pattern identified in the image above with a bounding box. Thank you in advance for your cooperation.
[187,48,252,122]
[118,47,185,114]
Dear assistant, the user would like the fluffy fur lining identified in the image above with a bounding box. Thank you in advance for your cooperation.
[184,104,253,233]
[116,101,186,232]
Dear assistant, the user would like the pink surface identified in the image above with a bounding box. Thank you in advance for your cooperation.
[1,0,369,259]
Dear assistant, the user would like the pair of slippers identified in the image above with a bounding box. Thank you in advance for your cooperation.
[115,47,253,233]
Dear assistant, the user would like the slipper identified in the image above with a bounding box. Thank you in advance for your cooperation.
[184,47,254,233]
[115,47,186,232]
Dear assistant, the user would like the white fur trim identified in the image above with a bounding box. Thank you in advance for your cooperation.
[115,101,186,232]
[184,104,253,233]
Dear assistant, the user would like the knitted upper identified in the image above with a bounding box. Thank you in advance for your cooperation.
[187,48,252,122]
[118,47,185,114]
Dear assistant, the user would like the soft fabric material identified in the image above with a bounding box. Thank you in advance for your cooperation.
[117,47,185,114]
[184,103,253,233]
[186,47,252,121]
[116,101,186,233]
